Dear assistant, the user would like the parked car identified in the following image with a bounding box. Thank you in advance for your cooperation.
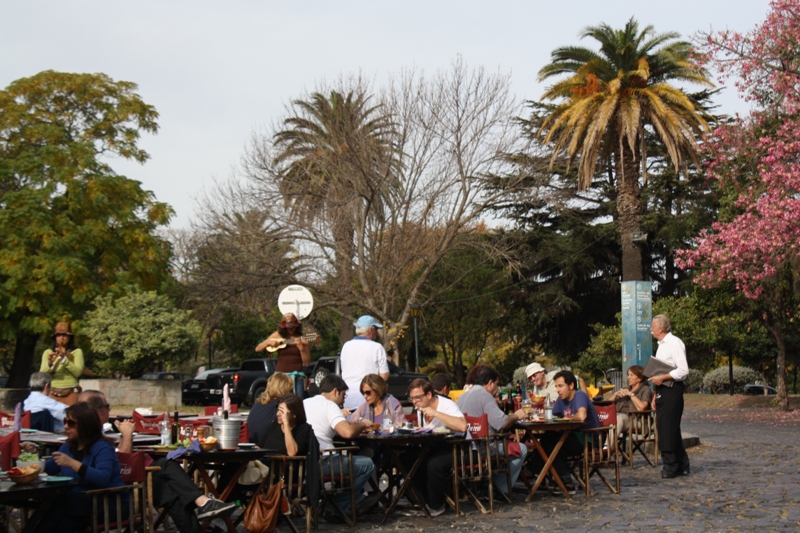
[309,356,428,405]
[743,384,777,395]
[182,368,238,405]
[140,372,193,382]
[207,359,278,407]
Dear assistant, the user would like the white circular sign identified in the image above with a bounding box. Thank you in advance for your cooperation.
[278,285,314,320]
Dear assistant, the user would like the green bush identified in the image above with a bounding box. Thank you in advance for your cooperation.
[685,368,704,393]
[702,365,760,393]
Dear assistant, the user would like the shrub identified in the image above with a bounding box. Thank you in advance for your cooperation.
[702,365,760,393]
[685,369,704,393]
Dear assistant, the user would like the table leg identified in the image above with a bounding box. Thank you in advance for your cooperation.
[20,491,61,533]
[524,430,572,502]
[196,461,250,533]
[381,446,431,524]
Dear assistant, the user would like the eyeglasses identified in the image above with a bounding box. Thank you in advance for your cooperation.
[55,333,69,337]
[100,403,110,410]
[409,394,426,402]
[63,419,77,428]
[361,389,374,397]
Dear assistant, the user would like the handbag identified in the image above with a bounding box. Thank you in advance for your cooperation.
[243,479,284,533]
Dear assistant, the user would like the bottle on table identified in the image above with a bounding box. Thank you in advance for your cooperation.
[159,412,171,445]
[544,396,553,422]
[170,410,180,444]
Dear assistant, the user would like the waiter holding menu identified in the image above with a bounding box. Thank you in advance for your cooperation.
[649,314,691,479]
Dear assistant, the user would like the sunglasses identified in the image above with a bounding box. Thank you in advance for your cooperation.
[55,333,70,337]
[361,389,374,397]
[63,419,77,428]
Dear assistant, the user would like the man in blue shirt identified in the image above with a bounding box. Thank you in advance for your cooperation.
[23,372,66,431]
[530,370,599,494]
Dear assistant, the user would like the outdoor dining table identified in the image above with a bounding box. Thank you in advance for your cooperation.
[142,446,276,533]
[354,430,461,524]
[514,419,583,501]
[0,427,161,447]
[0,476,79,533]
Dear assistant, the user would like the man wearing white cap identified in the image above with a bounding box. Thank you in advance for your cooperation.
[526,362,558,402]
[341,315,390,411]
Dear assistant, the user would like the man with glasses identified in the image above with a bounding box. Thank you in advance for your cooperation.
[526,362,558,402]
[341,315,390,411]
[405,378,467,517]
[303,375,375,521]
[23,371,67,431]
[79,390,235,531]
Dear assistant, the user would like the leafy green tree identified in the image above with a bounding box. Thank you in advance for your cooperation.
[537,18,712,281]
[0,71,172,386]
[83,291,201,377]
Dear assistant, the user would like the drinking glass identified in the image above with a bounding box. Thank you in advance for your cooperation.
[521,399,533,420]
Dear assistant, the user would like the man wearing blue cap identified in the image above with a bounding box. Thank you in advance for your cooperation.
[341,315,390,411]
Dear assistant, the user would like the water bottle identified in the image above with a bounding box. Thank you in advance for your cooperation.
[544,396,553,422]
[159,412,171,445]
[382,417,394,434]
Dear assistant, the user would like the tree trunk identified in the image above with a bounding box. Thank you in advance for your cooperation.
[615,139,644,281]
[332,217,355,345]
[764,319,790,411]
[8,331,40,388]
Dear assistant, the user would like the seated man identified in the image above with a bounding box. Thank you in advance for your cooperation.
[79,390,235,532]
[407,378,468,516]
[23,372,66,431]
[456,366,528,495]
[526,363,558,403]
[303,375,375,520]
[430,373,453,398]
[531,370,600,494]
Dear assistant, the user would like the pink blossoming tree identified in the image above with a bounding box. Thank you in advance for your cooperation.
[677,0,800,410]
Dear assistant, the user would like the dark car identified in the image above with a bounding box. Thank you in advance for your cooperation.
[743,384,777,395]
[140,372,194,382]
[310,356,428,405]
[182,368,238,405]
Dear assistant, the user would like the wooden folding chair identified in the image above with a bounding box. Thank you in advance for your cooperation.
[449,414,494,515]
[262,455,312,533]
[625,409,658,468]
[318,446,358,526]
[568,404,621,497]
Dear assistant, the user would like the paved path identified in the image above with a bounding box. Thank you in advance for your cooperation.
[301,406,800,533]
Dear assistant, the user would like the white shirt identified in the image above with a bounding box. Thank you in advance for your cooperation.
[655,332,689,381]
[303,394,346,451]
[425,395,464,430]
[531,371,559,402]
[23,391,66,431]
[340,337,389,410]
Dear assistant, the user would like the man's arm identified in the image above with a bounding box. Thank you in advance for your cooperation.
[501,410,527,431]
[571,406,588,423]
[117,420,134,454]
[420,406,468,432]
[333,419,371,439]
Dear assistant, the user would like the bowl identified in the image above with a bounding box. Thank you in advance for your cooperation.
[200,440,218,452]
[8,471,39,484]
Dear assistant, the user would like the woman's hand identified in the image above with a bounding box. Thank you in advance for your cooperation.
[52,452,81,472]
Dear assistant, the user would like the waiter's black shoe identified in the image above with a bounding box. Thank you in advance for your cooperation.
[661,470,677,479]
[678,468,690,476]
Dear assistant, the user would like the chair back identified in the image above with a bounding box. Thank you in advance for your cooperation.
[404,413,417,423]
[30,410,55,432]
[318,446,358,526]
[118,452,154,484]
[594,404,617,428]
[0,431,21,471]
[132,411,166,435]
[0,410,30,429]
[464,413,490,439]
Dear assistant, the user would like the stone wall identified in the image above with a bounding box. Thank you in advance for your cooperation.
[81,379,183,409]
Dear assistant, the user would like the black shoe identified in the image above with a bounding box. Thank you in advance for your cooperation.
[661,470,677,479]
[550,483,576,496]
[679,468,690,476]
[321,511,347,524]
[357,492,383,513]
[196,498,236,520]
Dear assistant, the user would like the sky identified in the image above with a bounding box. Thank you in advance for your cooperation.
[1,1,771,228]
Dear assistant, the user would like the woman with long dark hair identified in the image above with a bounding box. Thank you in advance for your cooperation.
[256,313,311,372]
[40,322,84,405]
[44,402,125,532]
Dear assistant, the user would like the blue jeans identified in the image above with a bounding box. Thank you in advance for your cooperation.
[493,442,527,494]
[321,454,374,512]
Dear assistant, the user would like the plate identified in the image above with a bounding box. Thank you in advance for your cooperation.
[19,429,38,433]
[238,443,256,449]
[45,476,72,483]
[396,427,415,434]
[151,445,179,450]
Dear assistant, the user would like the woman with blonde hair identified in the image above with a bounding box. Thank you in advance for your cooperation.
[247,372,294,446]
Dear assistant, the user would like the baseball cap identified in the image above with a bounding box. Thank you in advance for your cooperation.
[526,362,545,378]
[356,315,383,329]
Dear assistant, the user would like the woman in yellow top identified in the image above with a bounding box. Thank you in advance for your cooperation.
[40,322,84,405]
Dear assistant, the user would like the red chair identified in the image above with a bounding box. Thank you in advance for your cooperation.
[0,430,21,471]
[0,410,31,429]
[450,414,495,515]
[567,403,621,497]
[132,411,166,435]
[239,421,249,443]
[404,413,417,423]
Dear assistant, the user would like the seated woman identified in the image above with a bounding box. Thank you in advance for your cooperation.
[348,374,405,462]
[248,372,295,446]
[44,402,125,532]
[263,393,312,456]
[610,365,652,435]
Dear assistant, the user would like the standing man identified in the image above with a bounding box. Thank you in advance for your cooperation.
[407,378,467,516]
[525,363,558,402]
[649,314,691,478]
[23,372,67,431]
[303,375,376,519]
[341,315,390,411]
[456,366,528,496]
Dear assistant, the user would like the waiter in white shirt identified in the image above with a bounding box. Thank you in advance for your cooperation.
[649,314,691,479]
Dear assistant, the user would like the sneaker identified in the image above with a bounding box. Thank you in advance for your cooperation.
[357,492,383,512]
[426,505,446,517]
[550,483,577,496]
[196,497,236,520]
[398,508,423,517]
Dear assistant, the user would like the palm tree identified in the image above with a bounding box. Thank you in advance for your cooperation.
[273,89,399,341]
[538,17,713,281]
